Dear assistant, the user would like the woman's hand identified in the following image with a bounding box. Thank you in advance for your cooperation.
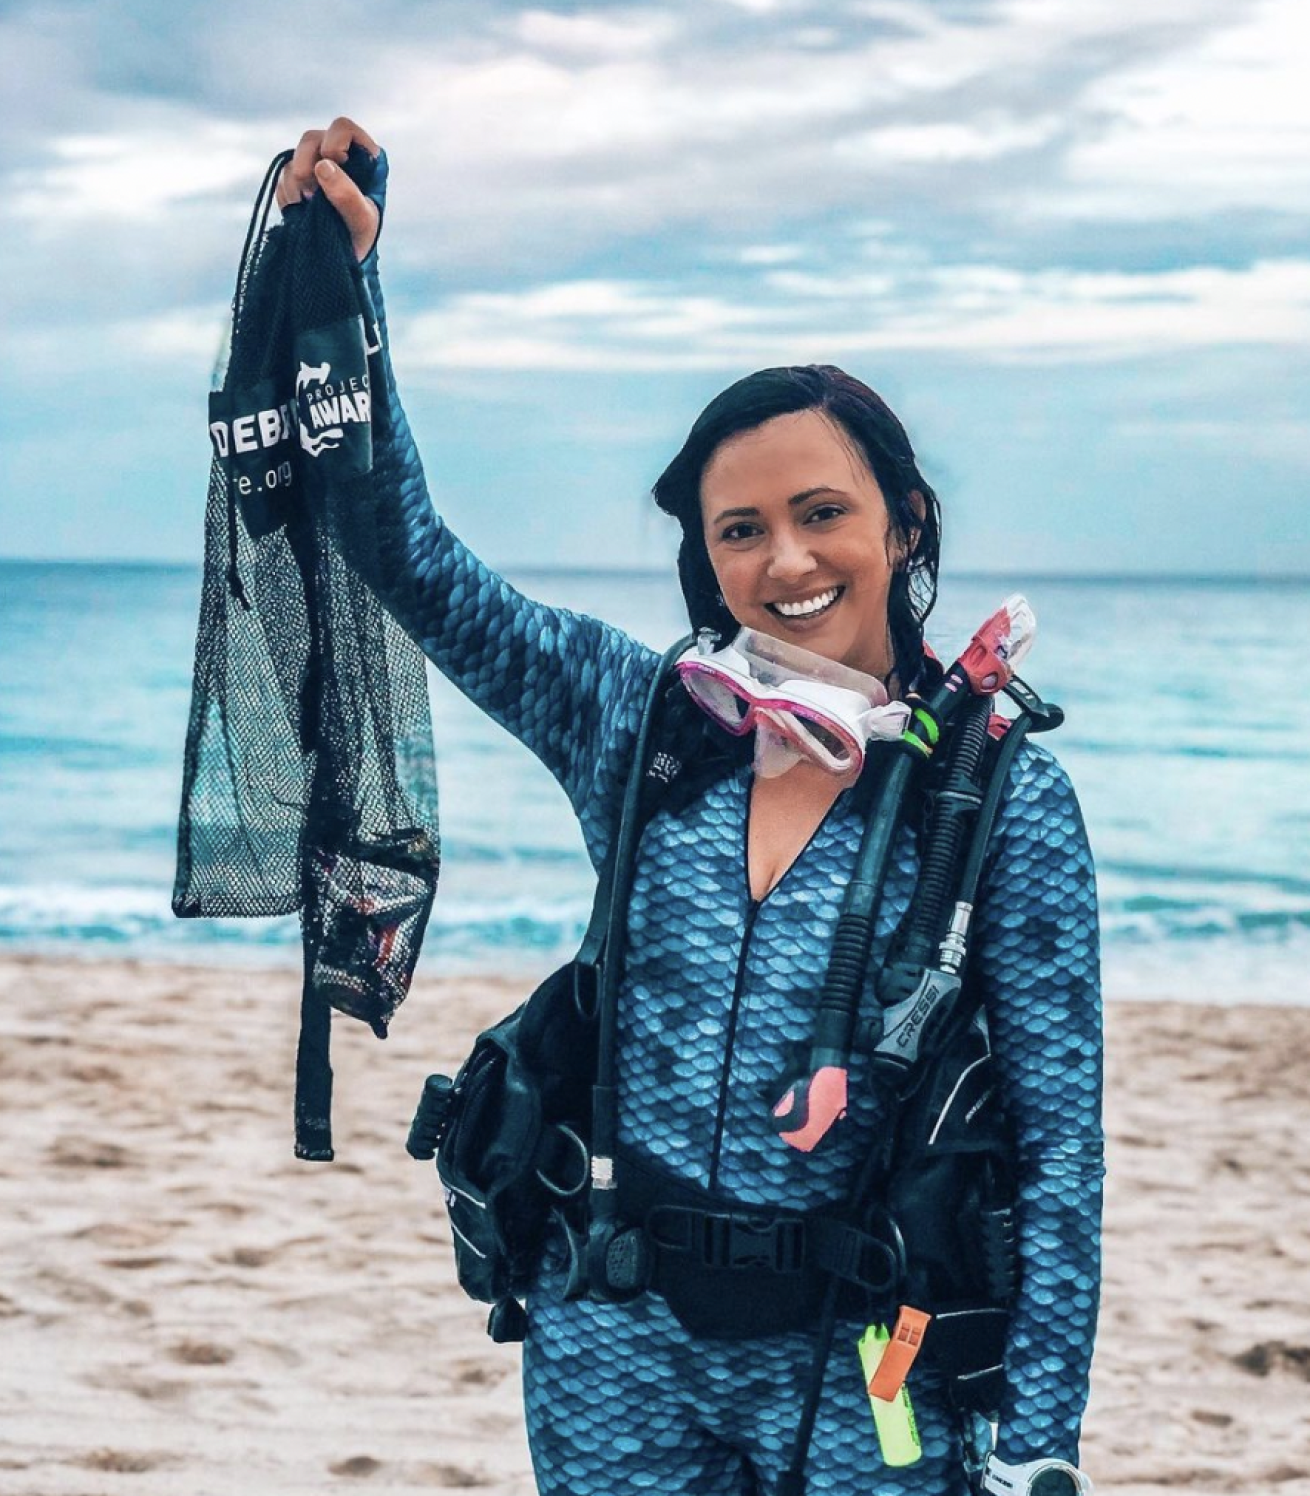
[275,117,382,262]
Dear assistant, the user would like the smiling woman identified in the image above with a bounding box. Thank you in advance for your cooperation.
[650,369,939,694]
[274,117,1103,1496]
[704,412,908,676]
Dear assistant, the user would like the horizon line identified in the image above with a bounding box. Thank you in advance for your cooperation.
[1,554,1308,586]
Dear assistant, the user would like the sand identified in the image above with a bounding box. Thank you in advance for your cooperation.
[0,953,1307,1495]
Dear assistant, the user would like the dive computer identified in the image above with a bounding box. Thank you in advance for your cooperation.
[981,1455,1094,1496]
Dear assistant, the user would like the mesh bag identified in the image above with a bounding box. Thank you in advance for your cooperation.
[174,147,440,1160]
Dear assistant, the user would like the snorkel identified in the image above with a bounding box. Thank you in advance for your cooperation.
[771,594,1037,1151]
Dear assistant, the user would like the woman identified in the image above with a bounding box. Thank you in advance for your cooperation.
[277,119,1103,1496]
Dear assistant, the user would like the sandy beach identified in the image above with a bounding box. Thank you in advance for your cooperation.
[1,953,1307,1495]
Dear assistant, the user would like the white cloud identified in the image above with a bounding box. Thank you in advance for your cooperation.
[10,122,272,224]
[1114,417,1310,470]
[1054,0,1310,218]
[12,306,227,379]
[712,0,800,13]
[510,8,680,57]
[789,27,844,48]
[837,115,1062,165]
[4,0,1298,289]
[309,0,1303,268]
[388,256,1310,373]
[758,268,899,300]
[736,243,807,265]
[4,2,1307,406]
[127,307,230,362]
[32,250,1302,385]
[395,277,771,371]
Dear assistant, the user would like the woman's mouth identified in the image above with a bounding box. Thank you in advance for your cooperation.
[766,586,844,624]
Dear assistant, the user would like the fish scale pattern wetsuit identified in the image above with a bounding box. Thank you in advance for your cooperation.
[352,154,1103,1494]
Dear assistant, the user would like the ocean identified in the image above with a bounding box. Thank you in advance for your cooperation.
[2,559,1307,1003]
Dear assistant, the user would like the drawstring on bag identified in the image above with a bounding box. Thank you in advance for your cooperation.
[221,147,291,612]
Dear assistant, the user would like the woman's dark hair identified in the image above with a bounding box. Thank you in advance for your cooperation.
[651,364,942,692]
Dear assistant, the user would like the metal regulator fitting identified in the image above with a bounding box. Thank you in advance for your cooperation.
[980,1454,1094,1496]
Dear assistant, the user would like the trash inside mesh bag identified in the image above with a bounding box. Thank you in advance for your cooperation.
[174,146,440,1161]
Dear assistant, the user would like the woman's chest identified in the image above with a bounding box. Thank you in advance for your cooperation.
[623,767,918,990]
[745,765,849,903]
[617,768,922,1197]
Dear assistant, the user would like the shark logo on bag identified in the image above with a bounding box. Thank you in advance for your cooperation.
[296,361,331,393]
[291,314,376,477]
[297,357,373,459]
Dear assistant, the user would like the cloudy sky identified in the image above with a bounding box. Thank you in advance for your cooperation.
[2,0,1307,575]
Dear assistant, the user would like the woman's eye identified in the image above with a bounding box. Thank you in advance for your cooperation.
[721,522,759,542]
[806,504,844,524]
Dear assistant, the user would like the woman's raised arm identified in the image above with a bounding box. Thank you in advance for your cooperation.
[279,121,660,861]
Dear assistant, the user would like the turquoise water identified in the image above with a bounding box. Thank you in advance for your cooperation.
[2,559,1308,1001]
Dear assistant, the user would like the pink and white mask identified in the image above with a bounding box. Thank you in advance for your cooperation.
[675,627,911,779]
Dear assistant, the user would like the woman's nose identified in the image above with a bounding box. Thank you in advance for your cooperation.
[766,529,818,584]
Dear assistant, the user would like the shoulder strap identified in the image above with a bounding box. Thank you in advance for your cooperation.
[561,636,691,1232]
[574,635,692,972]
[574,844,617,972]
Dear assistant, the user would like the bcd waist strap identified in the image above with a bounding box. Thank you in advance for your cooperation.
[647,1203,902,1298]
[614,1148,903,1339]
[613,1151,1009,1410]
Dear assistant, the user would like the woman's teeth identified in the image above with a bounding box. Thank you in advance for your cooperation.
[770,587,842,620]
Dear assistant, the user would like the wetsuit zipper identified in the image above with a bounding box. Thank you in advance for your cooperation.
[707,896,760,1193]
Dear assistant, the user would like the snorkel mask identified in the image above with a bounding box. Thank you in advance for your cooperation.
[675,627,911,779]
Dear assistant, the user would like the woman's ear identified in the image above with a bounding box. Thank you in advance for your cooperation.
[893,489,927,569]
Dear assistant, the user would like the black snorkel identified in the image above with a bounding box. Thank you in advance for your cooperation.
[770,595,1038,1151]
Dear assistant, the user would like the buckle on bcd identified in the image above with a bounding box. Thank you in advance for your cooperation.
[700,1212,806,1274]
[839,1231,899,1296]
[811,1212,904,1297]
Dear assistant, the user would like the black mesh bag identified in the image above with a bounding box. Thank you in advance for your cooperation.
[174,147,440,1160]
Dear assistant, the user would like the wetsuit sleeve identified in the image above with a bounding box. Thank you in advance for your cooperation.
[970,741,1104,1466]
[346,153,659,861]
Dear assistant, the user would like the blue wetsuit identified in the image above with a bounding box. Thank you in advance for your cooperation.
[355,154,1103,1494]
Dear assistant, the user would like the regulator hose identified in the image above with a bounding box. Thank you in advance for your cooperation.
[893,696,992,973]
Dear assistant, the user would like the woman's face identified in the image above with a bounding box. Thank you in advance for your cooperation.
[700,408,904,681]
